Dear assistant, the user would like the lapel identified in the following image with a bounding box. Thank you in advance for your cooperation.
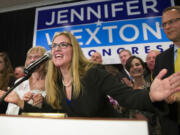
[166,46,174,76]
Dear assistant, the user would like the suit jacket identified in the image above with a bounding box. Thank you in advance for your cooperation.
[153,46,179,135]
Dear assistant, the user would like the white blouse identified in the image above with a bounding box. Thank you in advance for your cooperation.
[6,79,46,115]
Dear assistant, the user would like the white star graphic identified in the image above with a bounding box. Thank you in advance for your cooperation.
[96,20,102,26]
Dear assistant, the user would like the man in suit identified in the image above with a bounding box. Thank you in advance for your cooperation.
[145,50,160,83]
[118,49,133,87]
[153,6,180,135]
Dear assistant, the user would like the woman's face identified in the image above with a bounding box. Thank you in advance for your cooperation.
[26,52,42,66]
[0,57,5,72]
[26,51,45,72]
[129,58,144,78]
[51,35,73,69]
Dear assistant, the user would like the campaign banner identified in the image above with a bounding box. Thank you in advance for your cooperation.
[33,0,174,64]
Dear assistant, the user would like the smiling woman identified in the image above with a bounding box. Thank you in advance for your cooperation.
[125,55,148,89]
[125,55,161,135]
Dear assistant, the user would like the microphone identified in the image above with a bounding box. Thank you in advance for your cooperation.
[24,51,52,76]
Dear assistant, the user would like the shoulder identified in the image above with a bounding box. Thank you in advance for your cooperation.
[84,64,111,82]
[14,79,29,92]
[92,64,106,70]
[156,47,173,60]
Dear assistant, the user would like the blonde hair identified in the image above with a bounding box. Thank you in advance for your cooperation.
[46,31,94,109]
[25,46,46,67]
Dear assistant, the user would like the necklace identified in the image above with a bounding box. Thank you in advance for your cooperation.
[62,79,72,87]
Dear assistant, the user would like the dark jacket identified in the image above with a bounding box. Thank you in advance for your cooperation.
[153,46,179,135]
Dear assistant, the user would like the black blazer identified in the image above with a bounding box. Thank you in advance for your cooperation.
[153,46,174,79]
[153,46,179,135]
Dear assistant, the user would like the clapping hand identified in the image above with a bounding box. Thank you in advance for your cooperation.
[149,69,180,102]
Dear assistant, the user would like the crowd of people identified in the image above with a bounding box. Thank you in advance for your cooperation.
[0,5,180,135]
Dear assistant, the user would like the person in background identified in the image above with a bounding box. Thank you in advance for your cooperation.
[118,49,133,87]
[1,31,180,121]
[126,56,151,90]
[14,66,25,79]
[145,50,160,83]
[153,6,180,135]
[126,56,161,135]
[0,52,16,113]
[90,51,103,64]
[5,46,47,115]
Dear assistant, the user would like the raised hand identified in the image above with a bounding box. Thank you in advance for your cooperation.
[149,69,180,102]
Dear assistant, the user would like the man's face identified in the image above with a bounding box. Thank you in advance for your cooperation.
[162,9,180,42]
[14,67,24,79]
[90,52,102,64]
[119,51,131,67]
[146,51,159,72]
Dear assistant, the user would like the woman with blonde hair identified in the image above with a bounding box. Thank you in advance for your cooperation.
[1,31,180,118]
[5,46,47,115]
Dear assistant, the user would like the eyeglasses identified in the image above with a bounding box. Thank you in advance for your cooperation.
[49,42,72,49]
[162,18,180,28]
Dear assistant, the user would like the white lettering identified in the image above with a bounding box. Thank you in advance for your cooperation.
[85,28,101,45]
[45,11,55,25]
[71,8,84,22]
[71,29,83,45]
[126,0,141,15]
[103,26,117,43]
[87,5,101,20]
[143,22,161,40]
[111,2,124,17]
[57,10,68,24]
[119,24,139,42]
[45,33,52,45]
[143,0,158,14]
[45,32,60,45]
[104,4,109,18]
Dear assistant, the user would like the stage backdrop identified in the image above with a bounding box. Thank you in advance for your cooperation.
[33,0,174,64]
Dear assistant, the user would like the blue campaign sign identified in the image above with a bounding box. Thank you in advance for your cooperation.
[33,0,174,64]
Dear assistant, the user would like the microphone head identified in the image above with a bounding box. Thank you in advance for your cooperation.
[44,51,52,59]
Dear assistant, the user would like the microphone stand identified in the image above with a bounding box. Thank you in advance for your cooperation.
[0,73,31,105]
